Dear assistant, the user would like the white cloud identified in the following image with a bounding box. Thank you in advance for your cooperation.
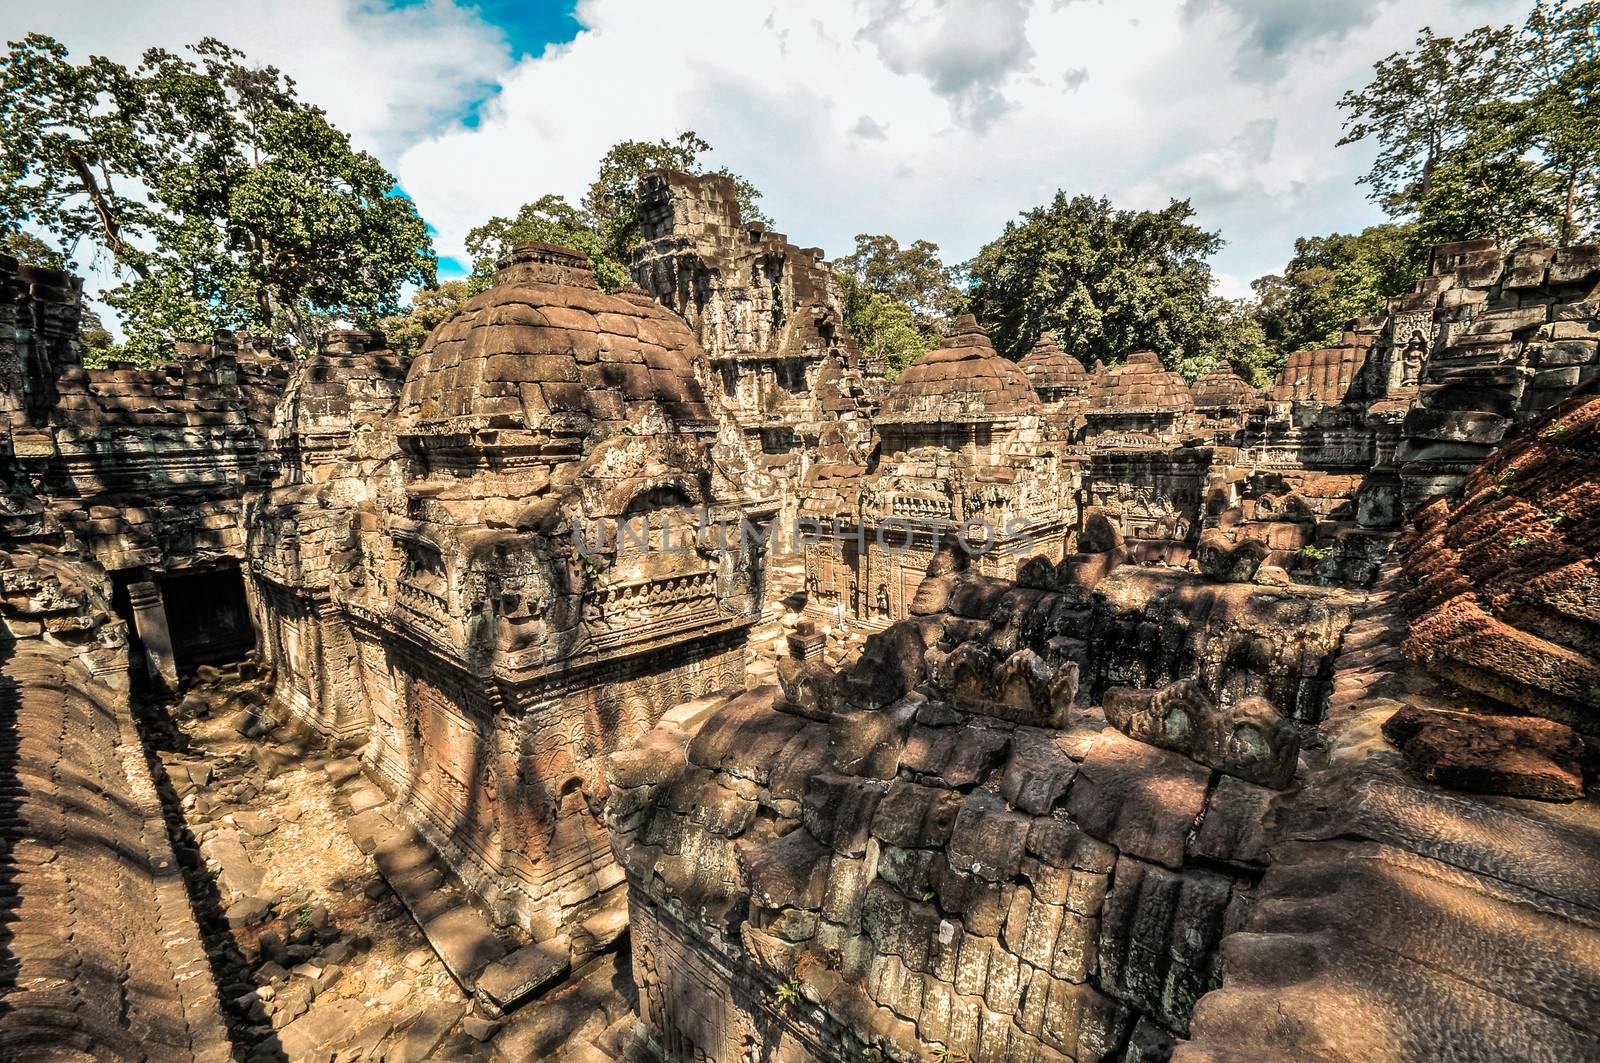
[0,0,515,158]
[3,0,1536,325]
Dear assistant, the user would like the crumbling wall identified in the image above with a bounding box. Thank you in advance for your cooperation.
[607,546,1349,1062]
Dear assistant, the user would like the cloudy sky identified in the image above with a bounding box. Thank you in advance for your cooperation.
[3,0,1532,304]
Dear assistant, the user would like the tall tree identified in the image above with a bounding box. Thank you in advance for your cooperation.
[1339,2,1600,245]
[0,34,436,362]
[966,192,1255,380]
[833,233,966,341]
[1337,24,1516,213]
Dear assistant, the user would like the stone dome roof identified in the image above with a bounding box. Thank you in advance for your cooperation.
[1093,350,1194,413]
[1191,363,1260,410]
[1018,331,1089,396]
[397,242,710,440]
[878,315,1039,424]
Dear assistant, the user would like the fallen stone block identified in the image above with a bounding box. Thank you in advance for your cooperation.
[475,938,571,1016]
[1382,705,1584,800]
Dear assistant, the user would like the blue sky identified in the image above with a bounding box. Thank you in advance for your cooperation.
[463,0,581,59]
[3,0,1537,308]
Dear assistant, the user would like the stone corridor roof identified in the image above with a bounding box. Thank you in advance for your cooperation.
[0,615,229,1060]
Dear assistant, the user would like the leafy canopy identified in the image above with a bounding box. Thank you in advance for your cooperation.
[0,33,436,363]
[464,194,627,293]
[966,192,1267,382]
[377,279,473,361]
[832,233,966,342]
[837,272,927,380]
[1339,2,1600,245]
[1251,224,1428,359]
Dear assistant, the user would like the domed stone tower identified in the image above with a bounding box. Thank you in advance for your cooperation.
[1018,330,1092,439]
[295,244,762,942]
[799,315,1078,623]
[1085,350,1195,443]
[1191,362,1261,424]
[877,313,1039,428]
[1018,330,1091,403]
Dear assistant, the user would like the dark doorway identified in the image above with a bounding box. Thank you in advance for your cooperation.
[161,566,256,675]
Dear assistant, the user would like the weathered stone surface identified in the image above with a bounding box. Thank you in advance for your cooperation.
[1382,705,1584,800]
[475,940,572,1014]
[1066,730,1211,869]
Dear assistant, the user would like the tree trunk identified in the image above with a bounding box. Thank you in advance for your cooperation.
[1562,169,1577,247]
[67,149,150,279]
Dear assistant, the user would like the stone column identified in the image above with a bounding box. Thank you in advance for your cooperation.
[128,581,179,690]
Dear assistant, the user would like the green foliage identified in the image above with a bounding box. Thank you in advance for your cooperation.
[465,194,627,292]
[1337,24,1517,213]
[1252,224,1429,359]
[838,272,927,379]
[465,131,767,298]
[77,305,118,368]
[378,279,473,359]
[0,229,66,269]
[774,979,803,1009]
[833,232,966,342]
[0,34,436,364]
[1339,2,1600,244]
[966,192,1258,380]
[1296,544,1334,562]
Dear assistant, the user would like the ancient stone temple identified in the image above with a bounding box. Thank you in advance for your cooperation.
[798,315,1079,624]
[632,170,887,531]
[3,198,1600,1063]
[250,244,767,951]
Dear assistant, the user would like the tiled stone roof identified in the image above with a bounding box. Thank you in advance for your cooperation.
[878,315,1039,424]
[397,242,711,438]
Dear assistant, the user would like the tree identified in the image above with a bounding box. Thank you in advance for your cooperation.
[1339,2,1600,245]
[0,34,436,363]
[1,229,67,269]
[1252,225,1428,359]
[464,194,628,292]
[1338,24,1516,213]
[378,279,472,360]
[1190,297,1276,387]
[837,272,926,379]
[833,233,966,341]
[462,132,768,297]
[583,131,769,269]
[966,192,1249,379]
[1496,1,1600,243]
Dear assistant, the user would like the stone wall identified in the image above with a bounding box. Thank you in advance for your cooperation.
[605,538,1357,1061]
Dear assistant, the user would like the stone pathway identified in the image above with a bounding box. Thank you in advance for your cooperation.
[151,661,637,1062]
[1177,573,1600,1062]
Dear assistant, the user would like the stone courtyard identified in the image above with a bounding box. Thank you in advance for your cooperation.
[1,173,1599,1063]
